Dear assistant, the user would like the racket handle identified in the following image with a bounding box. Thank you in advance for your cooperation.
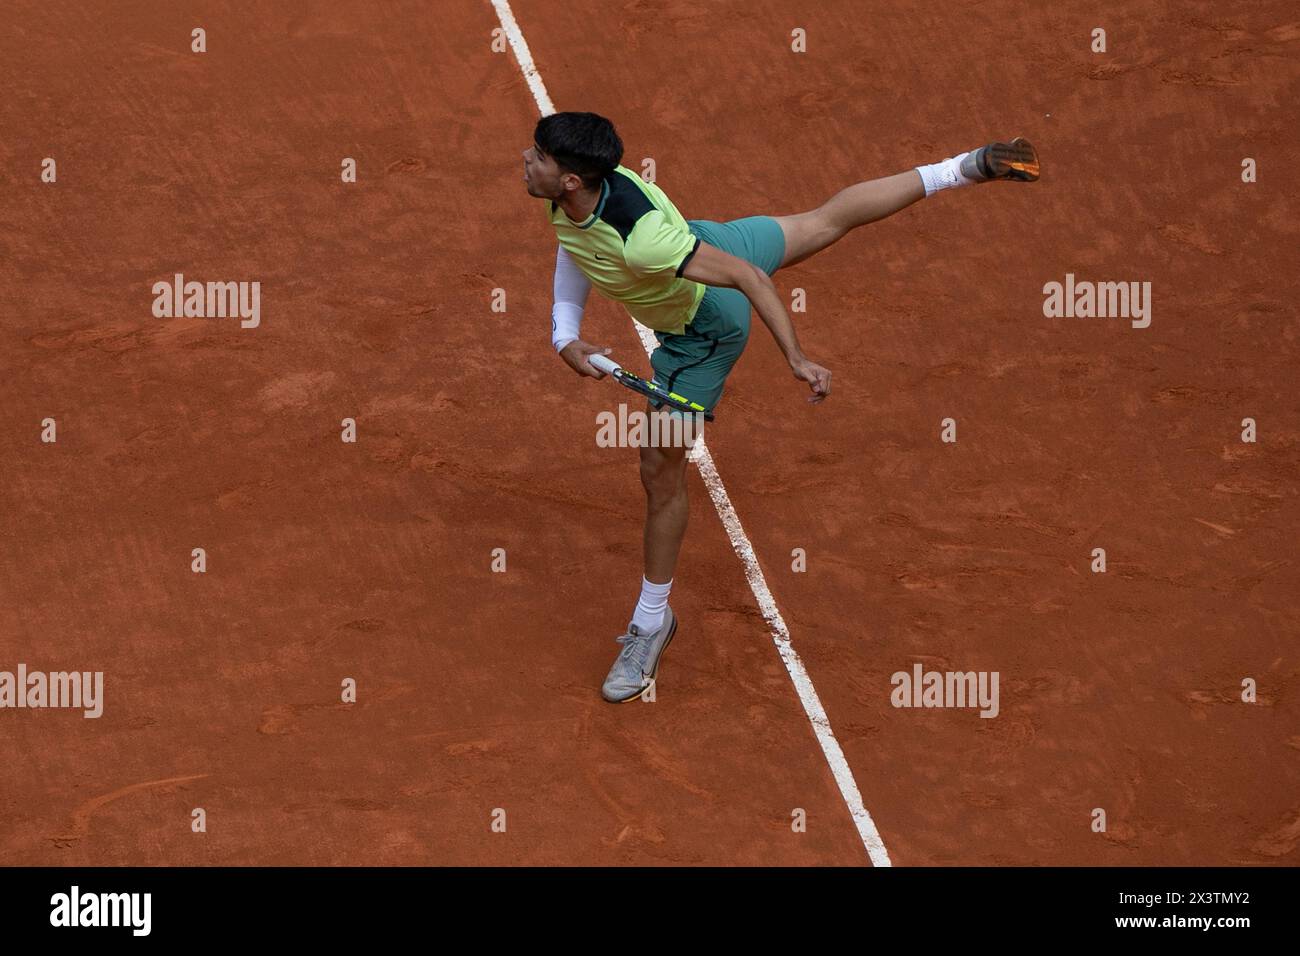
[587,353,620,375]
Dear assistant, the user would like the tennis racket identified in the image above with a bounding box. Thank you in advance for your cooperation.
[587,353,714,422]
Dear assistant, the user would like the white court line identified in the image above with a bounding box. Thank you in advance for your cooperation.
[489,0,891,867]
[489,0,554,114]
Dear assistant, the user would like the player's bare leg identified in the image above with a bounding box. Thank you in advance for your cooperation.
[774,138,1040,270]
[640,431,690,584]
[774,170,925,269]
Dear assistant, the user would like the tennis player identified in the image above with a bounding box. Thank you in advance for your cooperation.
[523,112,1039,702]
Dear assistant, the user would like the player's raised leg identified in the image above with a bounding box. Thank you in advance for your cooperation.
[774,138,1040,270]
[774,170,924,270]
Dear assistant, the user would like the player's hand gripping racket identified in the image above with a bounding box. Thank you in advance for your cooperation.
[588,354,714,422]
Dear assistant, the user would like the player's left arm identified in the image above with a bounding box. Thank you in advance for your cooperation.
[680,241,831,404]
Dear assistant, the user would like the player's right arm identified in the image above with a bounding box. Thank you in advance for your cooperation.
[551,245,610,379]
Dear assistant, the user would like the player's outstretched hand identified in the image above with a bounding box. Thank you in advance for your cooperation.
[790,355,832,404]
[560,340,613,379]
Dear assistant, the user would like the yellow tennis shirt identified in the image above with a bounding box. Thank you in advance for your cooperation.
[547,165,707,335]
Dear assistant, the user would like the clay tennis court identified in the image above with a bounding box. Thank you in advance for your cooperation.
[1,0,1296,868]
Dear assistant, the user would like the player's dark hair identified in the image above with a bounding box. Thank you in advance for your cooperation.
[533,112,624,189]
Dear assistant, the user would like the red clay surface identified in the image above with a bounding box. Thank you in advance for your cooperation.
[1,0,1296,866]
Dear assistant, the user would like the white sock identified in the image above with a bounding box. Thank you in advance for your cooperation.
[630,576,672,633]
[915,152,975,197]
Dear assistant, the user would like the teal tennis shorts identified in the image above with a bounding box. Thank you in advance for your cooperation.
[649,216,786,415]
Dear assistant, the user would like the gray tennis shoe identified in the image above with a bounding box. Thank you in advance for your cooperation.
[601,606,678,703]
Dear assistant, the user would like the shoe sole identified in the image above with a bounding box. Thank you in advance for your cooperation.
[985,138,1040,182]
[607,613,678,704]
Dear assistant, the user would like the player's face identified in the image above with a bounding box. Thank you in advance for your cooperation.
[522,143,564,199]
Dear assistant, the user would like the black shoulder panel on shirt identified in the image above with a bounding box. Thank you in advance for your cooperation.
[599,173,655,243]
